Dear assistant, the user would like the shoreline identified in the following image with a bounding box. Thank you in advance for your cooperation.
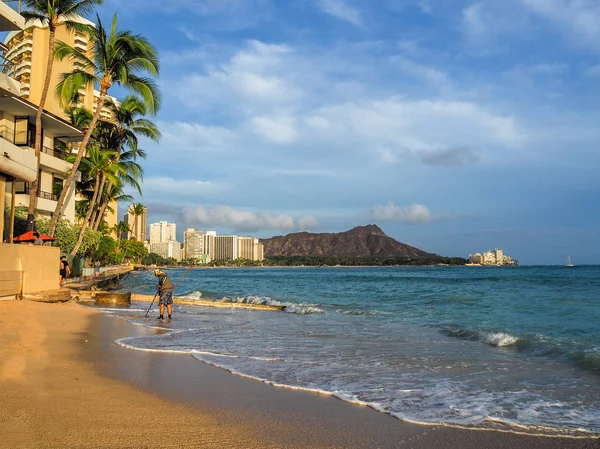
[1,300,598,448]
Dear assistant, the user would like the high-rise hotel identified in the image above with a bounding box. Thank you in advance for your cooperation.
[182,228,264,263]
[0,2,84,237]
[149,221,181,261]
[3,12,118,229]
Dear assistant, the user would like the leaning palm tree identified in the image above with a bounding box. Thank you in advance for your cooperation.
[91,149,144,231]
[92,183,133,232]
[70,146,121,255]
[90,95,159,229]
[48,12,160,236]
[21,0,103,232]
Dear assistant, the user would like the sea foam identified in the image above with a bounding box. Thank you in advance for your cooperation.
[483,332,519,347]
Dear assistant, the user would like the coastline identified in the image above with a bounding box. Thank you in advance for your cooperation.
[1,300,598,448]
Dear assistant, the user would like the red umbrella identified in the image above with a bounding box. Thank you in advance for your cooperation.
[13,231,57,243]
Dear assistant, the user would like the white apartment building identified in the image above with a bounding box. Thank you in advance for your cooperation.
[150,241,182,261]
[253,239,264,261]
[237,236,253,260]
[203,231,216,262]
[184,228,203,259]
[149,221,181,260]
[149,221,176,244]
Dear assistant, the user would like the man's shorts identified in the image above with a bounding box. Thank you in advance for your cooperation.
[159,291,173,306]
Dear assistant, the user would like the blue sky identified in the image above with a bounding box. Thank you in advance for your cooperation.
[95,0,600,264]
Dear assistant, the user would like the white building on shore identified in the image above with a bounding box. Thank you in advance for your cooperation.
[469,248,517,266]
[149,221,181,261]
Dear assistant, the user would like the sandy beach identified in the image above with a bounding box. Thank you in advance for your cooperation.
[0,300,598,449]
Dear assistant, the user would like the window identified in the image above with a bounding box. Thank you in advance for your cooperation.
[14,117,36,147]
[14,117,28,145]
[52,176,63,198]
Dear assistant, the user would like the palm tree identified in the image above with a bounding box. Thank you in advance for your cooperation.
[89,95,159,229]
[112,220,131,240]
[21,0,103,232]
[90,154,144,232]
[129,202,145,241]
[90,179,135,232]
[48,12,160,236]
[70,146,121,255]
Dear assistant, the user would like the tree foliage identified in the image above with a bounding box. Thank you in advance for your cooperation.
[12,206,101,255]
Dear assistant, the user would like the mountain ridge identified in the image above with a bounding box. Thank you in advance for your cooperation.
[260,224,434,259]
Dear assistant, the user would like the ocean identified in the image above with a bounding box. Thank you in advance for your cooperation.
[101,266,600,436]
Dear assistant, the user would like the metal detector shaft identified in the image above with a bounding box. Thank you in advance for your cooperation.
[144,292,158,317]
[172,264,194,291]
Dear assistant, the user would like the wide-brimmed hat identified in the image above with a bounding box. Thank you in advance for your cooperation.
[153,268,161,275]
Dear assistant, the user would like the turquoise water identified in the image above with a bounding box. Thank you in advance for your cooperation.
[107,266,600,435]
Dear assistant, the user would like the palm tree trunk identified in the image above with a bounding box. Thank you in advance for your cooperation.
[89,173,107,226]
[49,87,108,237]
[91,139,123,231]
[71,172,101,256]
[91,139,122,231]
[26,29,56,231]
[92,190,111,231]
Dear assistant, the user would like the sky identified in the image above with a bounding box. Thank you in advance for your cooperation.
[92,0,600,265]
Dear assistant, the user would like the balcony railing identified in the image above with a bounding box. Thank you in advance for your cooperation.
[41,145,67,161]
[16,184,58,201]
[0,55,15,75]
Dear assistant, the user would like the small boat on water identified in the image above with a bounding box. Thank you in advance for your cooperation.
[566,256,574,267]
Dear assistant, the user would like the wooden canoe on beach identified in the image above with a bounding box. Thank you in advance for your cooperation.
[131,293,286,311]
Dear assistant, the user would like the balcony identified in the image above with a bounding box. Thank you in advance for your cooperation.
[0,56,20,93]
[0,135,36,181]
[40,146,71,173]
[17,184,58,201]
[14,184,58,215]
[41,145,67,161]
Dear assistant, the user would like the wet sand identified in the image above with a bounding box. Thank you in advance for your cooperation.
[0,300,598,448]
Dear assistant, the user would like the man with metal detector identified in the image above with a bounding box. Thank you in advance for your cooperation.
[154,269,174,320]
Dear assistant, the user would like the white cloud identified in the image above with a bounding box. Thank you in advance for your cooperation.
[251,115,298,143]
[520,0,600,50]
[141,177,223,197]
[171,40,301,111]
[317,0,362,26]
[392,56,452,92]
[182,205,318,232]
[462,3,488,43]
[313,98,524,157]
[157,121,236,153]
[462,1,532,49]
[372,203,435,224]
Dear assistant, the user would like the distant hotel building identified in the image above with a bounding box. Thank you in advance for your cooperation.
[149,221,181,261]
[150,221,176,244]
[124,205,147,242]
[180,228,264,263]
[214,235,238,261]
[469,248,517,266]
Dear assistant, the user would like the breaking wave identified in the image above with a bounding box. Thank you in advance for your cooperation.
[182,291,324,315]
